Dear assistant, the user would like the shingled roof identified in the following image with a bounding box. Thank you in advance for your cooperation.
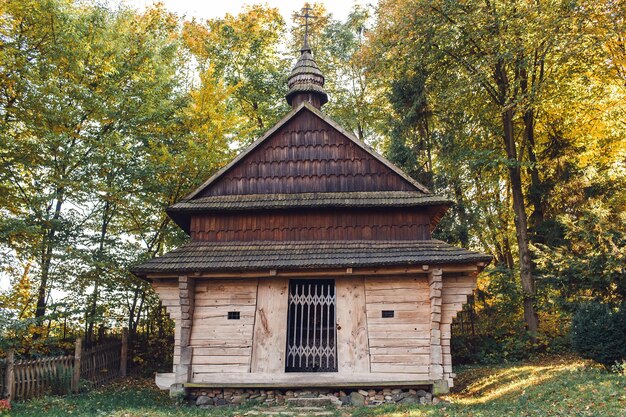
[285,36,328,106]
[131,240,492,276]
[169,192,450,212]
[183,102,431,201]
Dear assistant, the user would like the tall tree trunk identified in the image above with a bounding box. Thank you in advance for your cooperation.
[453,183,470,247]
[523,109,545,237]
[502,234,515,270]
[518,60,545,239]
[86,199,113,345]
[35,188,65,331]
[502,107,539,334]
[128,285,141,341]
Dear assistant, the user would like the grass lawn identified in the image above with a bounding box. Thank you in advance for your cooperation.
[6,357,625,416]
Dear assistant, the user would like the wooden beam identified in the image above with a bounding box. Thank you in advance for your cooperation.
[5,349,14,400]
[187,373,434,388]
[146,264,479,280]
[250,277,288,373]
[336,276,370,373]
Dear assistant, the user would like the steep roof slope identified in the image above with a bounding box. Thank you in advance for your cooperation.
[184,102,430,199]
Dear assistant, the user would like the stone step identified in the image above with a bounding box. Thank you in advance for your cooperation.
[245,408,334,416]
[285,397,334,407]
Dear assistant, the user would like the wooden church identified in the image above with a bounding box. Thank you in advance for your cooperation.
[132,26,491,395]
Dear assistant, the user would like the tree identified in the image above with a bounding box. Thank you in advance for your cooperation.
[0,0,233,345]
[182,4,289,143]
[369,0,607,334]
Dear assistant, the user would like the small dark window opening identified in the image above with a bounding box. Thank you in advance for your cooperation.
[228,311,240,320]
[382,310,395,318]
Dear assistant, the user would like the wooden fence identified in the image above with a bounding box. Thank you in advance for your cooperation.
[2,328,128,401]
[0,358,5,397]
[11,355,74,400]
[80,340,123,387]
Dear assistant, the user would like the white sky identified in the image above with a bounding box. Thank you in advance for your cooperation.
[130,0,377,22]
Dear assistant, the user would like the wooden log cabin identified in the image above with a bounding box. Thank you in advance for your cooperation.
[131,32,491,395]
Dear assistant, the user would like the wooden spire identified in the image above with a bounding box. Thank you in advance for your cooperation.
[285,4,328,109]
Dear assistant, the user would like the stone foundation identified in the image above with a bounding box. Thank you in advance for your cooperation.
[188,387,444,408]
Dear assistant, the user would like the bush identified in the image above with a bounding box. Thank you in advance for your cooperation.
[571,302,626,369]
[452,331,571,365]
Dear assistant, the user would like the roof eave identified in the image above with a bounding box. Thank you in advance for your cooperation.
[167,198,453,213]
[133,258,494,276]
[166,207,191,235]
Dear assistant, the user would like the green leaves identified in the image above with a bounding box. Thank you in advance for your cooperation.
[182,5,289,142]
[0,0,229,343]
[369,0,626,338]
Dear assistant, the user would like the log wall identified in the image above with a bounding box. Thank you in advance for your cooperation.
[190,209,431,241]
[191,279,258,376]
[151,281,181,373]
[440,273,477,387]
[153,272,476,388]
[364,276,430,376]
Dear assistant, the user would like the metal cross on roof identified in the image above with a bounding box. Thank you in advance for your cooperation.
[297,3,317,50]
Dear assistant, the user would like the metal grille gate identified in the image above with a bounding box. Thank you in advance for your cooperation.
[285,279,337,372]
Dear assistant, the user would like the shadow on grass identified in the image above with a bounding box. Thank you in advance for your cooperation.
[449,361,585,405]
[346,359,625,417]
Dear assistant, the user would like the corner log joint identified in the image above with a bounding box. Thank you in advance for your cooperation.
[177,275,195,384]
[428,268,444,386]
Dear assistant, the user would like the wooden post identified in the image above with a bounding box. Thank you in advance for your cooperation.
[176,276,195,384]
[120,327,128,378]
[428,269,444,383]
[72,338,82,393]
[5,349,15,401]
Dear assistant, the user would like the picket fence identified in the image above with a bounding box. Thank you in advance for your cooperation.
[1,329,128,401]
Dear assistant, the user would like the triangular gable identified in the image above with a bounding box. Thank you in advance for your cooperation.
[184,102,430,200]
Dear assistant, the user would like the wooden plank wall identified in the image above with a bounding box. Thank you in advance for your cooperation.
[153,274,475,388]
[441,273,477,387]
[336,277,370,373]
[151,279,260,377]
[364,276,430,376]
[151,281,181,373]
[191,279,258,376]
[250,277,289,373]
[190,209,431,241]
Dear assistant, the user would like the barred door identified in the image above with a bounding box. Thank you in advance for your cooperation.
[285,279,337,372]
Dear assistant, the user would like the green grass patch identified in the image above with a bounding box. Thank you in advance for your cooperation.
[7,358,625,416]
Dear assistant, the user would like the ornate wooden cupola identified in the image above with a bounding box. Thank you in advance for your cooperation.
[285,7,328,109]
